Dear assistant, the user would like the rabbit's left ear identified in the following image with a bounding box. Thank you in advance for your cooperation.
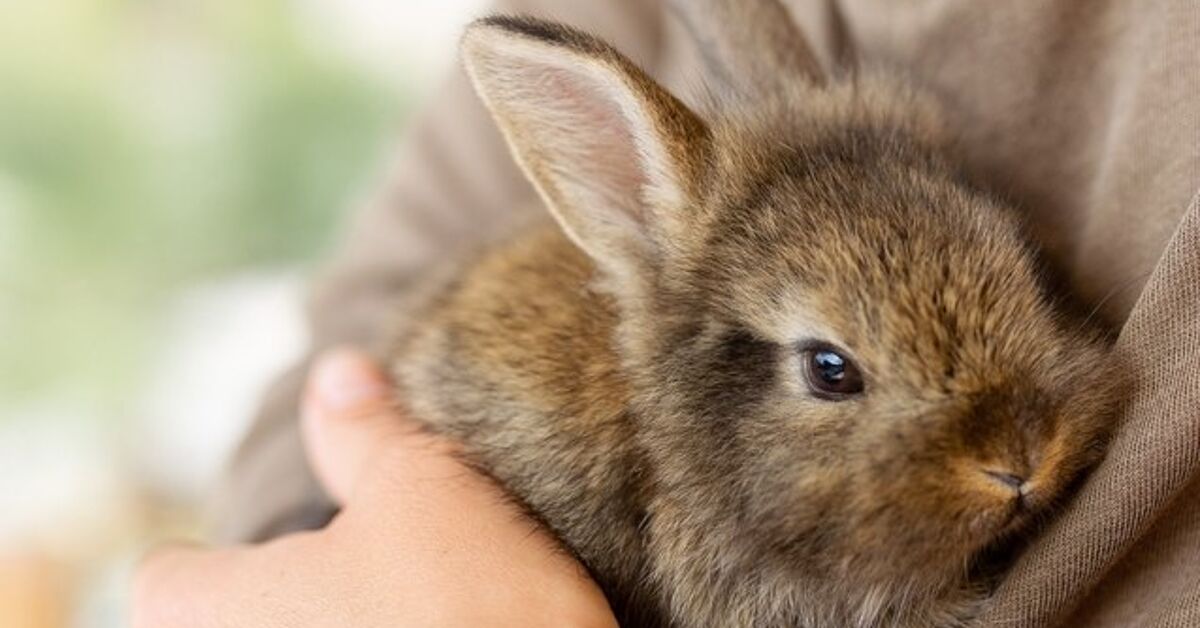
[462,16,710,281]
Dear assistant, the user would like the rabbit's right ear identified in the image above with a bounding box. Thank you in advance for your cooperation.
[461,16,709,282]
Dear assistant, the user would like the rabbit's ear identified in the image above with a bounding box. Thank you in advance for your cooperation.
[462,16,709,280]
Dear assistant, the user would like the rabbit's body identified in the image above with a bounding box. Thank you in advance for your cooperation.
[394,223,662,621]
[389,13,1121,628]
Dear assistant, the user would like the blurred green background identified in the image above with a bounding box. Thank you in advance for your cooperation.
[0,1,481,626]
[0,0,406,419]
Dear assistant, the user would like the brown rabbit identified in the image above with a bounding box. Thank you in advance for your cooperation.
[390,4,1123,627]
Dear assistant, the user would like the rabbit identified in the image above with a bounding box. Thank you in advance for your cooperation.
[388,4,1124,627]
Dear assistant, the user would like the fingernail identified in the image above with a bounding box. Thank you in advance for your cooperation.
[310,349,390,414]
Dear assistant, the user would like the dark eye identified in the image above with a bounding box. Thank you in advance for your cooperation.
[802,343,865,399]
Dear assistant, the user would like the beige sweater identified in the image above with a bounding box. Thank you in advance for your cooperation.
[215,1,1200,625]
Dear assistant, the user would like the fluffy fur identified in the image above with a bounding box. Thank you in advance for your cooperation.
[389,12,1123,628]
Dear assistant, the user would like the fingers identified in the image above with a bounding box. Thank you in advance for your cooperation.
[301,348,396,504]
[301,347,457,505]
[133,347,618,628]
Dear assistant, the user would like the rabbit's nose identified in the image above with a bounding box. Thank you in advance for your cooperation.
[983,470,1025,490]
[982,469,1034,507]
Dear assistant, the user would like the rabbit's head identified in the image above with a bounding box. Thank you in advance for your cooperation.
[462,10,1121,611]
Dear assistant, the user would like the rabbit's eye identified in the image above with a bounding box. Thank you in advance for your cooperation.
[802,344,864,399]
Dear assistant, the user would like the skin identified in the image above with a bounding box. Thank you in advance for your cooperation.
[130,348,618,628]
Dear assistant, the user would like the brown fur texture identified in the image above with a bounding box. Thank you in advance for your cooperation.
[389,13,1123,628]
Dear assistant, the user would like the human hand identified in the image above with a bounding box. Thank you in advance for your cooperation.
[132,348,617,628]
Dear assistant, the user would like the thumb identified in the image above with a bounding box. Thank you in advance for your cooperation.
[301,347,416,504]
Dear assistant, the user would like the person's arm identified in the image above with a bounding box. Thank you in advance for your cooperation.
[212,0,672,543]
